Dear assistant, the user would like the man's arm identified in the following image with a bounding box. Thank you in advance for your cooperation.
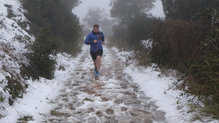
[101,32,105,44]
[84,35,90,44]
[85,34,97,44]
[85,34,93,44]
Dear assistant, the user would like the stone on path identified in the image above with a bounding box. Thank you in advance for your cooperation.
[41,47,167,123]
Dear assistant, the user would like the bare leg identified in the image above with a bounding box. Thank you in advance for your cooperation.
[96,56,102,71]
[93,60,97,69]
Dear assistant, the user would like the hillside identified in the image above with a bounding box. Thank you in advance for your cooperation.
[0,0,34,118]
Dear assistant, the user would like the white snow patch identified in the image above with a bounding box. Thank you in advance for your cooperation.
[141,39,153,49]
[0,49,84,122]
[149,0,165,18]
[114,48,219,123]
[0,0,27,22]
[0,0,34,120]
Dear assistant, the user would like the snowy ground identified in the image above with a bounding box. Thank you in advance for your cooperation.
[40,46,166,123]
[0,49,87,123]
[114,48,218,123]
[1,0,218,123]
[0,0,35,121]
[1,45,218,123]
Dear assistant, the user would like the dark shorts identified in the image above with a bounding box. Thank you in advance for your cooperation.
[90,49,103,61]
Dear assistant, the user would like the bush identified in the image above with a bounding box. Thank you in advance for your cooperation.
[151,18,219,118]
[186,27,219,117]
[126,15,159,48]
[4,75,27,105]
[21,0,81,79]
[22,0,81,54]
[111,14,161,50]
[25,27,58,79]
[151,19,208,72]
[110,0,219,118]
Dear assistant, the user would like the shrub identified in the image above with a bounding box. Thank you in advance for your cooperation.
[22,0,81,54]
[111,15,161,50]
[151,18,219,118]
[21,0,81,79]
[3,75,27,105]
[151,19,208,72]
[26,27,58,79]
[185,27,219,117]
[126,15,159,49]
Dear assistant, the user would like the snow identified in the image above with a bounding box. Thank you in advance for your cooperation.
[1,44,218,122]
[0,0,218,122]
[125,64,185,122]
[114,48,219,123]
[2,80,58,122]
[141,39,153,49]
[0,0,35,122]
[0,0,33,77]
[0,51,84,123]
[149,0,165,18]
[0,0,27,22]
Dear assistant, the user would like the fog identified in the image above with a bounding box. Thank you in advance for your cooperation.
[73,0,165,22]
[73,0,111,22]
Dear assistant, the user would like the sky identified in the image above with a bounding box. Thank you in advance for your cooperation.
[73,0,111,22]
[73,0,165,22]
[149,0,165,18]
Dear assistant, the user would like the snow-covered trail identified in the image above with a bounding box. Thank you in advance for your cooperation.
[40,46,167,123]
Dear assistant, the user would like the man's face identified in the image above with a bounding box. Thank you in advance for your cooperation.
[93,27,99,33]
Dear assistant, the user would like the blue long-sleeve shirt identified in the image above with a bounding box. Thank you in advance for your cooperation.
[84,31,104,52]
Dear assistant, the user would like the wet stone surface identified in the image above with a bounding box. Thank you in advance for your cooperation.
[41,47,167,123]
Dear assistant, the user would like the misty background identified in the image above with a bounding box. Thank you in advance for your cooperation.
[73,0,165,38]
[73,0,164,21]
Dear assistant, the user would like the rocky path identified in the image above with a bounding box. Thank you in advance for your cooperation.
[41,46,167,123]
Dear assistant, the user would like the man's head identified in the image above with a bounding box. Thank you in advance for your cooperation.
[93,24,99,33]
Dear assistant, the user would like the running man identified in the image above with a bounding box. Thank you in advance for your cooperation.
[84,24,104,77]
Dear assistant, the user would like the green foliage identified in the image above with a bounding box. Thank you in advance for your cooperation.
[3,76,27,105]
[21,0,81,79]
[111,0,155,24]
[32,27,58,56]
[162,0,219,21]
[22,0,81,53]
[151,19,208,71]
[17,115,33,123]
[0,96,4,102]
[50,110,63,116]
[150,18,219,118]
[110,0,219,118]
[157,6,219,117]
[186,27,219,117]
[27,28,58,80]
